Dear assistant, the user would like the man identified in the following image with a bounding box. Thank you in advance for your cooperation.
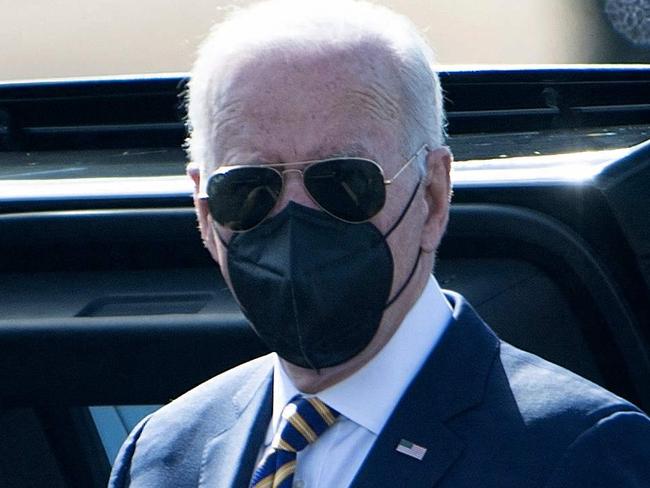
[110,1,650,487]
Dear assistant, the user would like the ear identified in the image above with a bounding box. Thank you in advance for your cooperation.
[187,162,221,263]
[420,147,452,253]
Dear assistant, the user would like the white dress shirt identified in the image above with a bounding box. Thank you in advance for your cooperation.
[255,275,453,488]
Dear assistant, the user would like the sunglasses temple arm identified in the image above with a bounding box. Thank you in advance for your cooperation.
[384,145,428,185]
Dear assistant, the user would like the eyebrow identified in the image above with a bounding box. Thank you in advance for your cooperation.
[218,143,377,168]
[307,142,375,160]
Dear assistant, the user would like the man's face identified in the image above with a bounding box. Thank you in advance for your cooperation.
[193,44,451,391]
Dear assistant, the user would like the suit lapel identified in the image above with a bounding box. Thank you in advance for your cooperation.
[199,361,273,488]
[350,292,500,488]
[349,408,463,488]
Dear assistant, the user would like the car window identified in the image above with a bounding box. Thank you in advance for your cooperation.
[1,0,649,185]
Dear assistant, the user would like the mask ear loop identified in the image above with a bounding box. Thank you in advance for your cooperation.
[384,249,423,309]
[382,172,424,310]
[383,177,421,240]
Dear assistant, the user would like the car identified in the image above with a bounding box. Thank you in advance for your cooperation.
[1,66,649,487]
[1,1,650,485]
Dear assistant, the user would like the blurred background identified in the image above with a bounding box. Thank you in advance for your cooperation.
[1,0,649,81]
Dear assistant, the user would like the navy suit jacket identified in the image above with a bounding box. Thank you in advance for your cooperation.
[109,292,650,487]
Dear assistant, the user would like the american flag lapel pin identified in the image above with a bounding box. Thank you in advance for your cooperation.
[395,439,427,461]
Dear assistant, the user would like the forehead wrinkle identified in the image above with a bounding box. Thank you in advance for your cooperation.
[308,141,376,160]
[211,98,246,135]
[344,80,401,123]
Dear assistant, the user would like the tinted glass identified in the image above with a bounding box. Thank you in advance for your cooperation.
[304,159,385,222]
[207,167,282,231]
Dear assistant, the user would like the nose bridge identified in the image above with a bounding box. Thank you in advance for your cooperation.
[273,167,318,214]
[282,168,304,178]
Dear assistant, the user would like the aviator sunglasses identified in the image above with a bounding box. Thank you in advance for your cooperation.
[202,145,428,232]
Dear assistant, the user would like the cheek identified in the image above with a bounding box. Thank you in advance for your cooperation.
[199,204,229,273]
[201,224,220,263]
[211,227,235,288]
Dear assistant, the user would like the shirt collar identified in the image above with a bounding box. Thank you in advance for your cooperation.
[270,275,452,438]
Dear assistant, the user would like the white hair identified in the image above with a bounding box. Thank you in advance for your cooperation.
[187,0,445,172]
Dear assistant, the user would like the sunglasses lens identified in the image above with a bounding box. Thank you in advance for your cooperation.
[305,158,385,222]
[206,167,282,231]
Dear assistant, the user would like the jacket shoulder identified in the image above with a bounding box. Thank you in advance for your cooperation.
[499,341,640,423]
[153,353,274,425]
[109,354,273,487]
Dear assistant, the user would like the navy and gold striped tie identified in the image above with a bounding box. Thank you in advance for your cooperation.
[249,395,340,488]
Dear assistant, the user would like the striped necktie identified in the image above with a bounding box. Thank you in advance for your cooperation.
[249,395,340,488]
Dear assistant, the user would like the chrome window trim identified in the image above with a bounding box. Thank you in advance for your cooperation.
[0,147,632,202]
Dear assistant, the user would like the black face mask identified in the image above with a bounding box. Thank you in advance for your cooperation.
[221,181,422,370]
